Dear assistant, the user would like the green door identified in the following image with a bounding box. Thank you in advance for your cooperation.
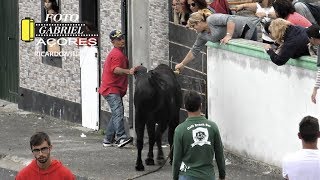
[0,0,19,102]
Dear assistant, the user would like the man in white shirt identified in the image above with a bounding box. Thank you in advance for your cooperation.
[282,116,320,180]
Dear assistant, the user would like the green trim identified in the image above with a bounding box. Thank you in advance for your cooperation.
[206,40,317,71]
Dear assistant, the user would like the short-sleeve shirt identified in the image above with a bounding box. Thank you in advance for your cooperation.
[282,149,320,180]
[98,47,129,97]
[286,12,312,28]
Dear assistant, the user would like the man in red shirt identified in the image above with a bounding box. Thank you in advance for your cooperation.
[15,132,75,180]
[98,30,134,148]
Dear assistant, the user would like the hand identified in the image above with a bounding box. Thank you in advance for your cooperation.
[264,44,272,53]
[255,12,266,18]
[175,62,185,72]
[220,35,232,45]
[129,67,135,75]
[235,5,243,12]
[311,88,318,104]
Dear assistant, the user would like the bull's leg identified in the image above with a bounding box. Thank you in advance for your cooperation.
[168,123,176,165]
[168,110,180,165]
[135,111,145,171]
[155,124,166,165]
[145,121,155,165]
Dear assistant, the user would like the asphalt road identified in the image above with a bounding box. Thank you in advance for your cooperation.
[0,100,282,180]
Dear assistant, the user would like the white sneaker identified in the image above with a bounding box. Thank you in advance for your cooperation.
[102,142,113,147]
[117,137,133,148]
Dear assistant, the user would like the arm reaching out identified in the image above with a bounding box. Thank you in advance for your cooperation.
[175,50,194,71]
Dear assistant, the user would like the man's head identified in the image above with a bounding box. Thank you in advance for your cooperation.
[109,30,125,48]
[298,116,320,143]
[184,90,201,112]
[307,24,320,46]
[30,132,52,164]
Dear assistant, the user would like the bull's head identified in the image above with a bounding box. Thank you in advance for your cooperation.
[133,66,148,79]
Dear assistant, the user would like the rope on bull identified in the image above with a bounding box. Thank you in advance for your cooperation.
[126,147,173,180]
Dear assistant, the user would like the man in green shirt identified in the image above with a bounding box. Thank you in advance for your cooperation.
[172,91,226,180]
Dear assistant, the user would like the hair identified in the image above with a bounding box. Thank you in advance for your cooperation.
[272,0,295,19]
[255,0,274,8]
[269,18,291,43]
[193,0,208,10]
[83,21,97,33]
[44,0,58,8]
[299,116,319,143]
[187,9,212,27]
[306,24,320,39]
[51,4,59,13]
[179,0,192,13]
[30,132,51,149]
[184,91,201,112]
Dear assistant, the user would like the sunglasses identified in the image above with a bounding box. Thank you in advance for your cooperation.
[188,2,196,7]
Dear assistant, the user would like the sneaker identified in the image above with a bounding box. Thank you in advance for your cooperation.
[117,137,133,148]
[102,142,113,147]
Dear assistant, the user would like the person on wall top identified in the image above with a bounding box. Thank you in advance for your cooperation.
[264,18,310,66]
[175,9,258,72]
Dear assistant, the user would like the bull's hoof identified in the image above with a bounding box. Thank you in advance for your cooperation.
[157,156,166,165]
[135,163,145,171]
[145,158,155,165]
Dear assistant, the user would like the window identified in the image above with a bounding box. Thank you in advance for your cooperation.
[80,0,99,37]
[41,0,62,68]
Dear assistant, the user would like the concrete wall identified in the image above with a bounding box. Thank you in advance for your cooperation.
[207,39,319,166]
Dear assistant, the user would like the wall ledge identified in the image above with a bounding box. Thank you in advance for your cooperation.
[206,39,317,71]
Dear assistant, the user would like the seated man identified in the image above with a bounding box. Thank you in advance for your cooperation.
[282,116,320,180]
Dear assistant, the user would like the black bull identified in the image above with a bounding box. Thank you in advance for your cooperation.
[133,64,182,171]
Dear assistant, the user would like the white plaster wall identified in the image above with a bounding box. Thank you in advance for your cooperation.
[207,47,320,167]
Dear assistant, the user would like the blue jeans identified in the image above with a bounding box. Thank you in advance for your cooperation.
[178,175,215,180]
[104,94,127,143]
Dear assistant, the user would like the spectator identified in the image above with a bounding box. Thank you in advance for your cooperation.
[98,30,134,148]
[44,0,59,23]
[235,0,276,44]
[273,0,312,28]
[76,21,98,46]
[307,24,320,104]
[173,0,191,25]
[173,0,180,23]
[172,91,226,180]
[15,132,75,180]
[175,9,258,71]
[282,116,320,180]
[208,0,232,14]
[44,0,58,12]
[264,18,310,66]
[290,0,317,25]
[187,0,209,12]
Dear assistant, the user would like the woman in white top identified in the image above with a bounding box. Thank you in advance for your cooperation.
[307,24,320,104]
[235,0,276,44]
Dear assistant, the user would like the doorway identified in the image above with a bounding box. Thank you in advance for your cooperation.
[0,0,19,103]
